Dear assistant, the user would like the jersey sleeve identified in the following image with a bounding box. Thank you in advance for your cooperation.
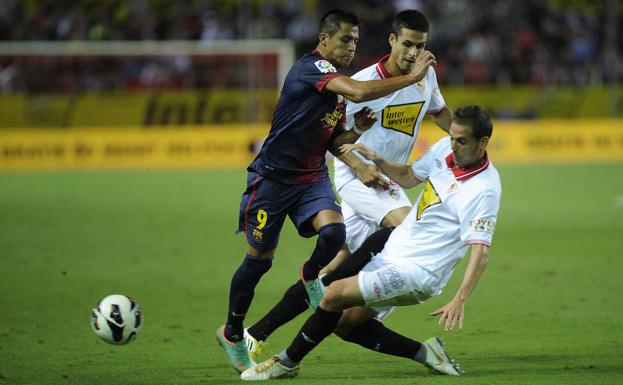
[300,59,344,92]
[426,68,446,114]
[457,188,500,246]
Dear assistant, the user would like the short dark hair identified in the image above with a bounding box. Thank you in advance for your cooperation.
[392,10,430,36]
[319,9,359,36]
[453,105,493,140]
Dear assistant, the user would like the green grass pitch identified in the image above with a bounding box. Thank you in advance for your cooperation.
[1,164,622,385]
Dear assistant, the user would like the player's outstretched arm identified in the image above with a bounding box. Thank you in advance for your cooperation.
[430,244,490,331]
[326,51,437,103]
[330,109,388,188]
[429,105,453,133]
[340,143,420,189]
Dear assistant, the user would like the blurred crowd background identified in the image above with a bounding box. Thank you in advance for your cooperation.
[0,0,621,95]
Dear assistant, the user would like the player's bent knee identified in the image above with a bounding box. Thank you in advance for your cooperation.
[319,282,344,312]
[334,312,364,338]
[380,206,410,228]
[318,223,346,250]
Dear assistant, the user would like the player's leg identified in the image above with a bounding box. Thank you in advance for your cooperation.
[218,172,290,373]
[380,205,411,228]
[289,177,346,309]
[223,245,274,343]
[241,275,364,381]
[303,209,345,280]
[352,260,463,375]
[244,226,394,355]
[335,306,426,362]
[319,245,350,276]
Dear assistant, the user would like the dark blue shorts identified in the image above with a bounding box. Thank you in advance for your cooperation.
[237,171,341,251]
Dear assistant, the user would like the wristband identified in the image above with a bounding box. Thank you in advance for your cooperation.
[352,125,364,135]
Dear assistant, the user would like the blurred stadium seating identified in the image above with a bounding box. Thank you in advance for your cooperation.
[0,0,621,170]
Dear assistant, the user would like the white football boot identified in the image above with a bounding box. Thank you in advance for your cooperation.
[240,357,299,381]
[422,337,464,376]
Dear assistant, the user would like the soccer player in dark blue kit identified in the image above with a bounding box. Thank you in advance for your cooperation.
[217,9,437,373]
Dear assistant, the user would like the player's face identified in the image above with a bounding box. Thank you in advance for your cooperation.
[388,28,428,74]
[322,23,359,67]
[449,122,488,169]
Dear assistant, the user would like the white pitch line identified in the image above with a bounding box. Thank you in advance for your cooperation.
[615,195,623,208]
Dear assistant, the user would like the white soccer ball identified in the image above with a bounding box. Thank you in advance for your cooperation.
[91,294,143,345]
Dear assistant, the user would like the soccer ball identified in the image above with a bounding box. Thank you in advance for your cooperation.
[91,294,143,345]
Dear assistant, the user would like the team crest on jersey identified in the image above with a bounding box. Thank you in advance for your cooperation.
[320,107,343,128]
[383,180,401,200]
[469,217,496,234]
[382,102,425,136]
[314,60,337,73]
[416,179,441,220]
[446,182,460,194]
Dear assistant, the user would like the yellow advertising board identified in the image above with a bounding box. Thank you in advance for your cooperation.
[0,125,269,171]
[411,119,623,164]
[1,86,621,129]
[0,120,621,171]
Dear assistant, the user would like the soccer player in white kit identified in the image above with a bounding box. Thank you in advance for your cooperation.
[242,105,501,380]
[334,10,451,257]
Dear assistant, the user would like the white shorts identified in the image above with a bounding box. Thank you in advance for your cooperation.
[358,255,435,314]
[339,177,411,253]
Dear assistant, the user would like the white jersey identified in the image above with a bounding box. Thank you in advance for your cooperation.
[334,54,446,191]
[376,136,502,297]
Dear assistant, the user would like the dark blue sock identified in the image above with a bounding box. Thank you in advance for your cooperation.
[302,222,345,281]
[225,254,272,341]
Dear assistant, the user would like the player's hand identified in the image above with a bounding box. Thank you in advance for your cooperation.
[353,162,388,189]
[340,143,380,162]
[430,298,465,331]
[409,50,437,82]
[353,107,377,132]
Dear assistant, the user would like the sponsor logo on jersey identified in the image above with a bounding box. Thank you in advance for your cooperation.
[314,60,337,73]
[469,217,496,234]
[416,179,441,220]
[381,102,425,136]
[376,266,405,296]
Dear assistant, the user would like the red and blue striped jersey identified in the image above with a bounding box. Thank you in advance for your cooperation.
[249,51,345,184]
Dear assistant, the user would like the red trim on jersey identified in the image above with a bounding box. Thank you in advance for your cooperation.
[445,152,490,181]
[316,72,344,92]
[244,174,262,238]
[375,54,393,79]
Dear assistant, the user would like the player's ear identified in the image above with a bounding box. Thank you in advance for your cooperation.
[319,32,330,47]
[388,33,397,47]
[479,136,490,151]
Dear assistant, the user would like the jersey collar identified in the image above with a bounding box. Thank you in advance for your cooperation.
[375,54,393,79]
[445,152,490,181]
